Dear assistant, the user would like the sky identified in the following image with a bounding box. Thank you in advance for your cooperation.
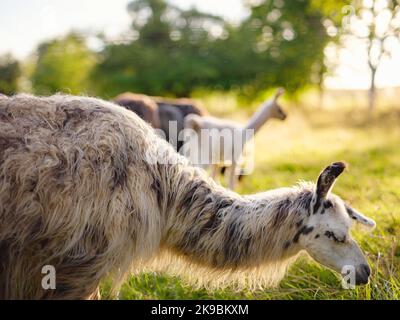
[0,0,399,89]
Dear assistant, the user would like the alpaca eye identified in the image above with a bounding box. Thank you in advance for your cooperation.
[324,230,346,243]
[324,201,333,209]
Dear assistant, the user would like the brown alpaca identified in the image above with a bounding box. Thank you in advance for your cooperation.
[113,92,160,128]
[0,94,375,299]
[154,97,207,151]
[153,96,206,117]
[113,93,206,151]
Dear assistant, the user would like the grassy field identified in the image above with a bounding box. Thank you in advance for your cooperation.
[102,96,400,300]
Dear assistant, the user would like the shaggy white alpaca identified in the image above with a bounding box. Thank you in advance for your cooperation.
[0,94,375,299]
[183,89,286,189]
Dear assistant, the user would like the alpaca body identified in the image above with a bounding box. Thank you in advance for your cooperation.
[183,90,286,189]
[182,114,249,186]
[153,97,206,118]
[113,92,160,128]
[155,97,206,151]
[157,104,185,151]
[114,93,206,151]
[0,94,374,299]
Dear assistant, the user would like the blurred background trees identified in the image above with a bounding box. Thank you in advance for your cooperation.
[0,54,20,95]
[91,0,348,98]
[92,0,227,97]
[31,33,97,95]
[341,0,400,111]
[5,0,397,112]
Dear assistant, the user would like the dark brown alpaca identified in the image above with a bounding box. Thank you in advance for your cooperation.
[114,93,207,151]
[113,92,160,128]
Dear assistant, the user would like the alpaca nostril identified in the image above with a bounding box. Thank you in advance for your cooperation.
[355,264,371,285]
[362,264,371,277]
[355,274,369,285]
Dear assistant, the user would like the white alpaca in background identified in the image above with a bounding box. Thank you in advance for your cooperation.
[183,89,286,189]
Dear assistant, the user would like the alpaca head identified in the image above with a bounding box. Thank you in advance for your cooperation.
[268,88,287,120]
[297,162,376,285]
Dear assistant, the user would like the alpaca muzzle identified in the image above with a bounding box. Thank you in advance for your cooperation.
[355,263,371,285]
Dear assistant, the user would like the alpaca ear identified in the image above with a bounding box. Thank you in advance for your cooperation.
[313,162,347,213]
[274,88,285,101]
[345,205,376,229]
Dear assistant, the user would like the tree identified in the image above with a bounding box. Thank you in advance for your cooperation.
[31,33,97,95]
[92,0,225,97]
[344,0,400,111]
[128,0,171,46]
[235,0,349,95]
[93,0,350,98]
[0,54,20,95]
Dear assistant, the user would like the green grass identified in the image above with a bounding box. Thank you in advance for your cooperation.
[102,103,400,300]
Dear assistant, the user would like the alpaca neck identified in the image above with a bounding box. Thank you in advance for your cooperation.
[244,100,275,136]
[162,167,311,269]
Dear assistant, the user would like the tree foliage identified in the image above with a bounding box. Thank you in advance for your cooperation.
[24,0,350,99]
[0,54,20,95]
[31,33,97,95]
[92,0,225,97]
[92,0,348,98]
